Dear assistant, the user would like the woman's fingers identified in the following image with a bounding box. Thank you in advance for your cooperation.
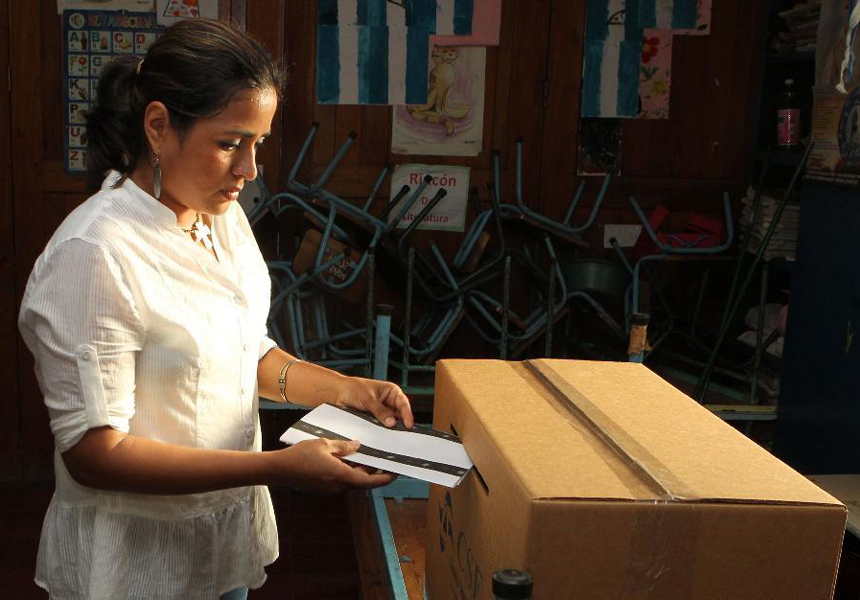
[337,377,414,429]
[328,439,360,457]
[349,468,396,488]
[392,388,414,428]
[373,382,413,428]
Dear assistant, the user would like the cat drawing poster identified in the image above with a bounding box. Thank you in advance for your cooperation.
[391,44,486,157]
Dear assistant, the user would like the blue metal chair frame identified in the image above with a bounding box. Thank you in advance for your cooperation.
[610,192,735,362]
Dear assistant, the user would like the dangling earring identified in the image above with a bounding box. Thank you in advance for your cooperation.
[153,155,162,200]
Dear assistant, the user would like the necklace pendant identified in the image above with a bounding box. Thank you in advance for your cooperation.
[191,221,213,250]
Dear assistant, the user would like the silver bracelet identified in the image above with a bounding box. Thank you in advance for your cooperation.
[278,359,303,402]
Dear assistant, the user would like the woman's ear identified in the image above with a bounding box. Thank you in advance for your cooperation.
[142,101,170,155]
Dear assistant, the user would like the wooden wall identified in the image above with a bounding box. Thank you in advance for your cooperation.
[1,0,18,482]
[270,0,767,234]
[0,0,767,482]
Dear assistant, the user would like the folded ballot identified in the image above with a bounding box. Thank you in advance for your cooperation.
[280,403,473,488]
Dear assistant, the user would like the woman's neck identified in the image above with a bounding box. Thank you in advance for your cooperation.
[128,164,197,230]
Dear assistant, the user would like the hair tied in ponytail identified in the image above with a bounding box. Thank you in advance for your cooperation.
[85,20,285,190]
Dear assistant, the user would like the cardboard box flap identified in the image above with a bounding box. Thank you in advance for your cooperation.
[527,359,842,505]
[437,360,668,501]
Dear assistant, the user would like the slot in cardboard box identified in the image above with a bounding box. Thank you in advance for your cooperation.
[425,359,847,600]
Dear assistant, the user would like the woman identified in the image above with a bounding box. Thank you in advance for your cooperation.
[18,19,412,600]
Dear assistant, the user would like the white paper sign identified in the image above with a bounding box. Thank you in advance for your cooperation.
[603,224,642,248]
[388,164,469,232]
[280,404,474,488]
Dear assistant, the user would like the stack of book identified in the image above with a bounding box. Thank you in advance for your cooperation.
[772,0,821,54]
[740,186,801,262]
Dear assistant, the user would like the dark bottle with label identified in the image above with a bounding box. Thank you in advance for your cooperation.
[776,78,801,149]
[492,569,533,600]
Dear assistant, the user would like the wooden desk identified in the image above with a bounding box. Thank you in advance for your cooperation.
[349,490,429,600]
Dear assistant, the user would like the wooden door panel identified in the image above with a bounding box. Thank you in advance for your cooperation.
[532,0,766,224]
[42,4,67,164]
[0,0,19,482]
[539,0,586,220]
[490,0,551,209]
[621,0,765,183]
[10,1,49,481]
[360,106,393,166]
[245,0,285,192]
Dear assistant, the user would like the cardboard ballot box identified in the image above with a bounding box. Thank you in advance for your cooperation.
[425,360,847,600]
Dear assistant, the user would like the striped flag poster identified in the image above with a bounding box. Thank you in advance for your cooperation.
[280,403,474,488]
[318,0,474,35]
[319,0,403,26]
[407,0,474,35]
[316,0,475,104]
[317,24,430,105]
[581,0,643,118]
[432,0,502,47]
[675,0,712,36]
[638,0,698,30]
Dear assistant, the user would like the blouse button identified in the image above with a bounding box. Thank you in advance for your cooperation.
[245,428,254,439]
[233,294,245,306]
[79,350,91,361]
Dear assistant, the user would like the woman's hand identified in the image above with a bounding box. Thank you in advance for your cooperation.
[333,376,414,429]
[273,438,395,494]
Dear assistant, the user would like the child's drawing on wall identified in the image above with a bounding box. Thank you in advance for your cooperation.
[392,45,486,157]
[157,0,217,26]
[163,0,199,18]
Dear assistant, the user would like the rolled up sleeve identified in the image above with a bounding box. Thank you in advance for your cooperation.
[19,239,144,452]
[258,336,278,361]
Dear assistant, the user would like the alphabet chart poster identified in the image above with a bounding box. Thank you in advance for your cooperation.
[63,10,163,174]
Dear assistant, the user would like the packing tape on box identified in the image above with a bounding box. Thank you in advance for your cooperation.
[624,500,699,595]
[524,360,695,501]
[525,361,701,593]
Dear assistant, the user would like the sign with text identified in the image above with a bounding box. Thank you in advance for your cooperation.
[387,164,469,232]
[808,86,860,186]
[62,9,163,174]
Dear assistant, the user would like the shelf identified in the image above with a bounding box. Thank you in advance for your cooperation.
[765,50,815,65]
[743,251,796,272]
[754,149,806,166]
[705,404,778,421]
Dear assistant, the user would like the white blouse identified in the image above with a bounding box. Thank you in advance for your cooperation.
[18,172,279,600]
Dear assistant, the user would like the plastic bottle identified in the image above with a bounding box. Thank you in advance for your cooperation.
[777,78,801,149]
[492,569,533,600]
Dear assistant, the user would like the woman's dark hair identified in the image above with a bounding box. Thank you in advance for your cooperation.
[85,19,285,189]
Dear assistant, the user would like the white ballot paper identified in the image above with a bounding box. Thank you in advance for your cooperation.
[280,404,473,488]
